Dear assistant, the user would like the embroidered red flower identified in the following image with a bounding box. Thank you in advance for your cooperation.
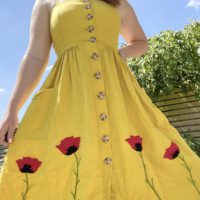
[16,156,42,173]
[16,156,42,199]
[56,136,81,199]
[125,135,142,151]
[163,142,180,160]
[125,134,162,199]
[56,136,81,155]
[163,141,200,195]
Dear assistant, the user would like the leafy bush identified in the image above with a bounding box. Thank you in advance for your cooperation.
[181,133,200,157]
[123,19,200,102]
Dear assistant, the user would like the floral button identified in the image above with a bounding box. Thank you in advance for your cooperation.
[89,36,96,43]
[97,91,105,99]
[93,71,102,79]
[104,157,112,165]
[91,52,99,60]
[87,25,94,33]
[87,13,93,20]
[101,134,109,143]
[99,113,108,121]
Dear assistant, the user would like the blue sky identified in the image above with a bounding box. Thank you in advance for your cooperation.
[0,0,199,121]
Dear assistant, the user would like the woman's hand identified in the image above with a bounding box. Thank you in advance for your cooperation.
[0,109,19,147]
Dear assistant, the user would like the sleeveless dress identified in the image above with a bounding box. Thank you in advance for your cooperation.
[0,0,200,199]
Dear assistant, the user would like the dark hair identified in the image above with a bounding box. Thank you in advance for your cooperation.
[101,0,121,6]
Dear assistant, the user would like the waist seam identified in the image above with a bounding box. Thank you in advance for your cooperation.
[54,40,118,57]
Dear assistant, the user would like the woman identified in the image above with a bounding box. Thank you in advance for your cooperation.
[0,0,200,199]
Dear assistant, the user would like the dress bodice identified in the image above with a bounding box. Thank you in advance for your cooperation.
[50,0,121,57]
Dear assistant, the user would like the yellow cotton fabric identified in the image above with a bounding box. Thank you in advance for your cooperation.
[1,0,200,199]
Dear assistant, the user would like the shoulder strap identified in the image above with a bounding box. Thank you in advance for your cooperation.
[57,0,59,4]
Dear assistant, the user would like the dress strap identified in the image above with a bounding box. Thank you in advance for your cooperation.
[57,0,59,4]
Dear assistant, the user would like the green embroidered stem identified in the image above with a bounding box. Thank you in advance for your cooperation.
[71,153,81,200]
[21,173,33,200]
[178,155,200,196]
[139,152,162,200]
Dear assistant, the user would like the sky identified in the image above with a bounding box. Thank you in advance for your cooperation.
[0,0,199,121]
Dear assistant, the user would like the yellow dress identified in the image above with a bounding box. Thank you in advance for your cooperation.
[1,0,200,199]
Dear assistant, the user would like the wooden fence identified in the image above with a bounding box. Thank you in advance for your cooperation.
[152,88,200,139]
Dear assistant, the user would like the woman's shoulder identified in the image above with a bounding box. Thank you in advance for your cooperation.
[116,0,135,20]
[34,0,57,15]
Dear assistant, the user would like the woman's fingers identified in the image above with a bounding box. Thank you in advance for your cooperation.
[0,111,19,146]
[2,131,9,147]
[0,123,9,147]
[0,122,18,147]
[6,126,18,144]
[1,129,17,148]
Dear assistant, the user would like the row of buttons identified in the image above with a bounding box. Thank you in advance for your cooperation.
[83,0,112,165]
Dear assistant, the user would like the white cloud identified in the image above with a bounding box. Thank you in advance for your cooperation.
[0,88,5,92]
[186,0,200,9]
[46,64,53,71]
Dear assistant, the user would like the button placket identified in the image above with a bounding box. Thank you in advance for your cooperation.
[83,0,112,167]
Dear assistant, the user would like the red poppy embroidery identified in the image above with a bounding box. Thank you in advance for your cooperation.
[16,157,42,200]
[56,136,81,200]
[163,142,200,196]
[125,134,162,200]
[163,142,180,159]
[125,135,142,151]
[56,136,80,155]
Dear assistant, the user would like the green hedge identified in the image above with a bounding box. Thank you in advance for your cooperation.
[124,19,200,102]
[120,19,200,156]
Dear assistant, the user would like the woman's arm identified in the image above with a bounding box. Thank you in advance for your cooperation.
[0,0,52,146]
[117,0,148,61]
[7,0,52,113]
